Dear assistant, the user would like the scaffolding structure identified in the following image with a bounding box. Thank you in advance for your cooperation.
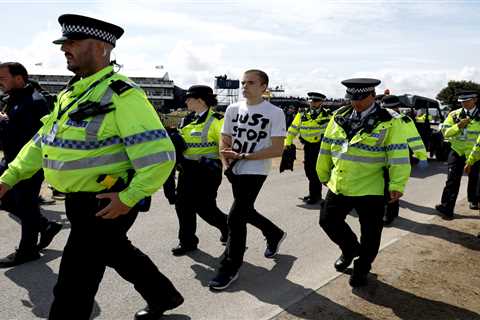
[214,75,240,107]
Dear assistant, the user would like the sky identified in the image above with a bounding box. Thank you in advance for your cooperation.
[1,0,480,99]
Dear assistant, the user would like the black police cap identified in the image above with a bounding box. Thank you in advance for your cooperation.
[341,78,381,100]
[455,90,478,102]
[381,95,401,108]
[53,14,124,47]
[307,92,326,101]
[185,85,216,99]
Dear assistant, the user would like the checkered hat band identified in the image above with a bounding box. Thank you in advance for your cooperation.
[458,94,477,100]
[346,87,375,94]
[63,24,116,45]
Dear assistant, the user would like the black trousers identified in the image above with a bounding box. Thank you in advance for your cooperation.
[320,190,385,274]
[440,150,480,212]
[303,142,322,199]
[220,174,283,273]
[48,192,182,320]
[383,169,399,219]
[174,159,228,246]
[5,170,48,252]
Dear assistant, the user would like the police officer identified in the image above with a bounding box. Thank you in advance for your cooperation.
[381,95,428,225]
[0,14,183,320]
[0,62,62,268]
[318,78,411,287]
[436,90,480,218]
[285,92,331,204]
[171,85,228,256]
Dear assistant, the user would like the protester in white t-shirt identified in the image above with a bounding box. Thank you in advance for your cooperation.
[208,69,287,291]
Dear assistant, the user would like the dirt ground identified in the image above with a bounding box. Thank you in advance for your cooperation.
[273,199,480,320]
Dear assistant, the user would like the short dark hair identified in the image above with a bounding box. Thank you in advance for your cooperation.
[244,69,269,86]
[0,62,28,82]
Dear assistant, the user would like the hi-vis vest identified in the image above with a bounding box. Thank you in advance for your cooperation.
[402,116,427,160]
[0,66,175,207]
[285,108,331,145]
[317,105,411,196]
[180,109,223,160]
[440,108,480,156]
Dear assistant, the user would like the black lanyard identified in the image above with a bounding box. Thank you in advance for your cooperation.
[55,71,114,121]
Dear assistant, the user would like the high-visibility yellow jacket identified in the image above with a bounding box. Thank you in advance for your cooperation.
[466,134,480,165]
[402,116,427,160]
[0,66,175,207]
[440,108,480,156]
[180,109,223,160]
[317,105,411,196]
[285,108,331,145]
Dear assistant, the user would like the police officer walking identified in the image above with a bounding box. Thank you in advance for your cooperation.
[381,95,428,225]
[436,90,480,218]
[171,85,228,256]
[0,14,183,320]
[318,78,411,287]
[0,62,62,268]
[285,92,331,204]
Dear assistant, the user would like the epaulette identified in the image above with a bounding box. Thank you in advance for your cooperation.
[212,112,224,120]
[401,115,412,123]
[379,107,396,121]
[109,80,134,95]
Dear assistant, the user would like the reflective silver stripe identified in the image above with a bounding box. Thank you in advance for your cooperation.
[132,151,175,169]
[183,153,218,160]
[467,130,480,134]
[410,145,425,151]
[319,149,331,155]
[407,136,422,142]
[301,132,322,137]
[85,114,106,142]
[190,132,202,137]
[201,116,215,144]
[290,125,299,130]
[388,157,410,165]
[84,87,113,141]
[32,134,41,147]
[43,152,129,170]
[331,151,385,163]
[375,129,387,146]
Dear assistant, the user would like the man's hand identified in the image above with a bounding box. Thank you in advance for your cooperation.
[95,192,131,219]
[389,191,403,203]
[464,164,472,174]
[458,118,471,129]
[220,148,241,160]
[0,182,11,198]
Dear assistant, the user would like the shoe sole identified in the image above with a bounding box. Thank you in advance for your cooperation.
[265,232,287,259]
[209,272,239,291]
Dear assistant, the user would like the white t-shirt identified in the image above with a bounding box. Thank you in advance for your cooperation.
[222,100,286,175]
